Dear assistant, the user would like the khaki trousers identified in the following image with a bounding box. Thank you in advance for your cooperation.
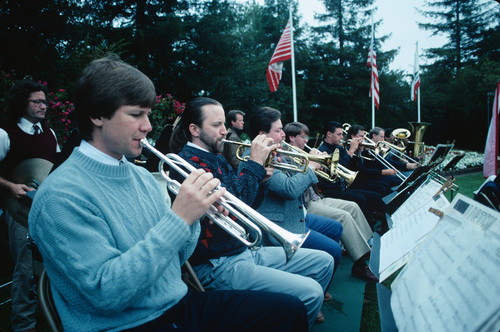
[307,197,373,261]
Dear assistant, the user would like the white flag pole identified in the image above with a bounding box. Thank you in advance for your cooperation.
[371,15,375,128]
[289,7,298,122]
[415,41,421,122]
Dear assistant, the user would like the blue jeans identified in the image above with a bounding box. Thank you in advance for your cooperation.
[193,247,334,328]
[304,213,343,272]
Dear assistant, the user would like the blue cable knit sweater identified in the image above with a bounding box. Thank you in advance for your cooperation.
[171,144,267,265]
[29,148,199,331]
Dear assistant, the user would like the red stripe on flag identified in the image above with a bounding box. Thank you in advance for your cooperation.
[267,20,292,92]
[367,41,379,109]
[411,74,420,102]
[484,82,500,177]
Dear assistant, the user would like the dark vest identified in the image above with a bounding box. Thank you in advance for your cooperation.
[1,124,58,176]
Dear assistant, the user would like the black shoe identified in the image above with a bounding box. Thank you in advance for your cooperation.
[351,264,379,283]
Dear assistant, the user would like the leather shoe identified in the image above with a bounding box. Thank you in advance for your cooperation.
[324,292,332,302]
[315,310,325,324]
[351,264,379,283]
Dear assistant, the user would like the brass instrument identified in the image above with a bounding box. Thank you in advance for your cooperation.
[222,139,309,173]
[392,128,411,146]
[408,122,431,159]
[283,142,358,187]
[281,142,337,182]
[380,140,419,165]
[334,162,358,188]
[140,138,309,262]
[342,123,351,135]
[345,134,408,181]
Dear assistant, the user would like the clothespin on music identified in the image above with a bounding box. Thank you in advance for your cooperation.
[433,176,456,200]
[428,207,444,217]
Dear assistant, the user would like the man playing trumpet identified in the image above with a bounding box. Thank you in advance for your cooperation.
[29,56,310,331]
[169,97,334,327]
[284,122,378,282]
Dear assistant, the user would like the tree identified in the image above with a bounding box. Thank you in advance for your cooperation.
[417,0,500,150]
[418,0,497,72]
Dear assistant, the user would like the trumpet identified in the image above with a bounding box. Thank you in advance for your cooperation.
[282,142,358,186]
[281,142,337,182]
[140,138,309,262]
[222,139,310,173]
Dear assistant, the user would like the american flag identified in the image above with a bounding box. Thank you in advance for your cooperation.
[411,42,420,102]
[484,82,500,177]
[367,35,379,109]
[267,20,292,92]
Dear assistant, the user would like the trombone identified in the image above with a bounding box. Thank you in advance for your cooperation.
[348,134,408,182]
[140,138,309,262]
[222,139,310,173]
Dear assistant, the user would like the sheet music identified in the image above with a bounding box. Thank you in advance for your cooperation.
[390,194,500,332]
[378,192,449,282]
[391,178,443,225]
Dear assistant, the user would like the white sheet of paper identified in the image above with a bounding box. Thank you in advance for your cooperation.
[378,192,450,282]
[391,178,443,225]
[390,194,500,332]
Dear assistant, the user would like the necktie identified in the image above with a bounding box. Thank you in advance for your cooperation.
[33,125,41,135]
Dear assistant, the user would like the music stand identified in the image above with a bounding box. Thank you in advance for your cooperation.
[387,166,435,215]
[441,153,465,172]
[395,163,434,192]
[428,143,454,164]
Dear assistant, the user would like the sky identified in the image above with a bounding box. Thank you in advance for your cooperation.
[297,0,448,73]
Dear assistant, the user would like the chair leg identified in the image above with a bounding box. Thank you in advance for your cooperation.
[182,261,205,292]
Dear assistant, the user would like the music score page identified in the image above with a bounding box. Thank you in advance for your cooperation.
[390,194,500,332]
[378,179,450,282]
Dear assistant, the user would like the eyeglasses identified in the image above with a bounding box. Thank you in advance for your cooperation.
[27,99,49,107]
[299,135,310,140]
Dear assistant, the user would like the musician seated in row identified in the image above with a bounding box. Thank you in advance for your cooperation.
[28,56,310,331]
[284,122,378,282]
[168,97,334,327]
[221,109,246,170]
[344,124,399,192]
[368,126,417,178]
[240,107,343,284]
[0,80,61,331]
[318,121,388,233]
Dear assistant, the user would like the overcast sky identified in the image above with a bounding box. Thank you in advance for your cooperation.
[297,0,448,73]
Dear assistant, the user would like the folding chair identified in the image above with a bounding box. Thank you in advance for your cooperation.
[38,268,62,332]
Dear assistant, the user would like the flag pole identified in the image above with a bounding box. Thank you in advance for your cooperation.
[370,15,375,128]
[289,6,298,122]
[416,42,421,122]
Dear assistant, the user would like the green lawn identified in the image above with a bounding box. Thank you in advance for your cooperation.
[445,171,486,200]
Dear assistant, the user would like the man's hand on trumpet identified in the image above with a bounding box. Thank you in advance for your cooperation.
[249,134,281,166]
[171,169,227,225]
[347,136,363,157]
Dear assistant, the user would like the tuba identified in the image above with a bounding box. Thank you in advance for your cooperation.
[408,122,431,159]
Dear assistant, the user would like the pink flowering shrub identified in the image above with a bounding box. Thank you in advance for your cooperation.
[149,94,185,142]
[45,86,75,146]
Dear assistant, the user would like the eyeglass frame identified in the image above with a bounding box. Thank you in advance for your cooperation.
[27,99,49,107]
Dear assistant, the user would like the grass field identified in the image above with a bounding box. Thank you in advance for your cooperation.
[0,171,489,331]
